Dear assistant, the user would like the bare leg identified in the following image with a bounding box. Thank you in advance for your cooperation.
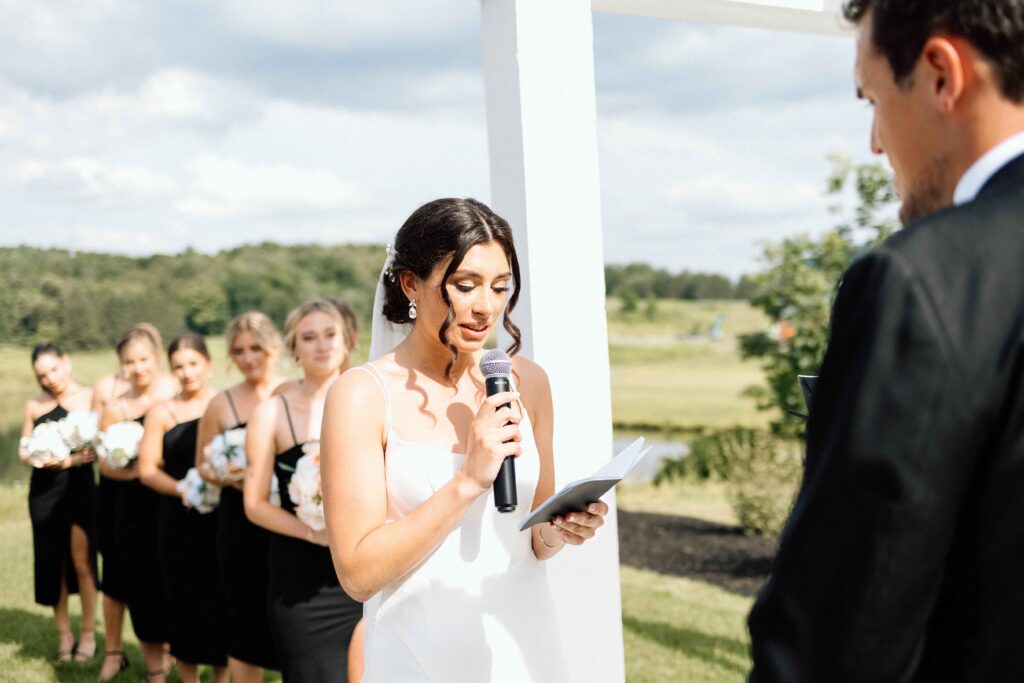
[348,619,365,683]
[53,578,74,662]
[99,596,127,680]
[212,664,229,683]
[140,640,167,682]
[69,524,97,660]
[176,659,199,683]
[227,658,263,683]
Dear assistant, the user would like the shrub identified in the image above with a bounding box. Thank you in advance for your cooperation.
[654,426,804,536]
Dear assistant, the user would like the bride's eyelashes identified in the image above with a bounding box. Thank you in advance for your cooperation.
[450,282,511,294]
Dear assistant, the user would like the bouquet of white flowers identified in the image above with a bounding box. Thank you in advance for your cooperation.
[59,411,100,452]
[176,467,221,514]
[287,442,324,531]
[202,427,247,481]
[97,421,145,469]
[25,421,71,468]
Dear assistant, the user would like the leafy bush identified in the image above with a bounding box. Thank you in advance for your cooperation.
[739,155,897,438]
[724,431,803,536]
[655,427,803,536]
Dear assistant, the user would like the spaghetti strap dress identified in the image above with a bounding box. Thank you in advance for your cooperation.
[27,404,99,606]
[215,390,278,669]
[268,395,362,682]
[157,416,229,666]
[352,364,568,682]
[116,414,170,644]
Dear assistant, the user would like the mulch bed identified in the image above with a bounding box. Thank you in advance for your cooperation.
[617,510,777,597]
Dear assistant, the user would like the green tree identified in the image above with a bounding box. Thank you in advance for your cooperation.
[739,154,898,437]
[180,282,229,335]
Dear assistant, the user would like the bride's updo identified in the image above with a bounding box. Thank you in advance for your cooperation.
[382,198,523,368]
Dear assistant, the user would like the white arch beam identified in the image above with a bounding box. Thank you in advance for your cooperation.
[594,0,848,36]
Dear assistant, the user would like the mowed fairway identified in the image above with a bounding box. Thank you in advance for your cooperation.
[608,299,769,431]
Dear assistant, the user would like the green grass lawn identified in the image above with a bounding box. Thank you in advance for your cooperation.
[617,479,739,527]
[0,480,752,682]
[0,299,765,680]
[621,566,752,682]
[607,299,769,432]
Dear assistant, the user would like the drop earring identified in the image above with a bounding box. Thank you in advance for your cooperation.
[408,298,417,320]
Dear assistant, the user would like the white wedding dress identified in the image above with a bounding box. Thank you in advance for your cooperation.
[354,364,568,682]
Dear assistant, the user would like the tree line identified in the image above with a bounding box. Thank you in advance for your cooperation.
[0,243,383,350]
[604,263,756,301]
[1,243,748,350]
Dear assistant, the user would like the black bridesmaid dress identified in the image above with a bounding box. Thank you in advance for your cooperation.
[97,386,131,603]
[215,391,279,669]
[27,405,98,607]
[157,417,229,666]
[268,396,362,682]
[116,415,169,645]
[97,474,130,602]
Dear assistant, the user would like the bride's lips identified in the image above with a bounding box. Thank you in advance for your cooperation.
[459,322,490,341]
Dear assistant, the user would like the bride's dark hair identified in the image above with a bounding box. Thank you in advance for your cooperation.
[382,198,522,381]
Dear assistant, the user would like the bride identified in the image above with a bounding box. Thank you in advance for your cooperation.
[321,197,609,681]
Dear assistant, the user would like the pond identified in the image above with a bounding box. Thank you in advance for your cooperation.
[613,433,690,483]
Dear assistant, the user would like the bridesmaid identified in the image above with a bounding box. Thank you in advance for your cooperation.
[195,312,288,683]
[97,325,175,681]
[139,332,228,683]
[244,298,364,682]
[18,343,99,664]
[92,323,177,416]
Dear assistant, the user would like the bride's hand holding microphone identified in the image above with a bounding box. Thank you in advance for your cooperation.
[457,391,522,498]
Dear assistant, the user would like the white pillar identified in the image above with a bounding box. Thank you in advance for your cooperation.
[481,1,623,681]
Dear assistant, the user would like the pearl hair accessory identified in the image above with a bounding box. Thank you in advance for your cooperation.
[384,244,399,283]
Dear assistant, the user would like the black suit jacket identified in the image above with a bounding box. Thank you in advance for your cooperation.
[748,152,1024,682]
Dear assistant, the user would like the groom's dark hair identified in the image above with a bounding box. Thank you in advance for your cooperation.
[844,0,1024,102]
[383,197,523,383]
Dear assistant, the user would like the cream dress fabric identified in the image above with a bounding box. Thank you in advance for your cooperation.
[354,364,568,682]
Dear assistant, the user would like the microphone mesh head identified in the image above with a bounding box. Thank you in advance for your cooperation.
[479,349,512,378]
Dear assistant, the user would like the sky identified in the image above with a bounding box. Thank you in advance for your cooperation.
[0,2,875,279]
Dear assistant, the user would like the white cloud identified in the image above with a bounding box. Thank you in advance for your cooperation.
[7,157,176,203]
[643,28,716,67]
[0,4,877,280]
[175,155,367,219]
[666,174,824,219]
[210,1,475,51]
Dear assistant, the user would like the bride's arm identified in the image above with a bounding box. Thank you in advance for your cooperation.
[321,368,521,603]
[518,357,608,559]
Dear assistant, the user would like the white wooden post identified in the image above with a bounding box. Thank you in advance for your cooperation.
[481,1,622,681]
[481,1,846,680]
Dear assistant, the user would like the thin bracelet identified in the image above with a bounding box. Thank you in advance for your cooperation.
[539,525,564,549]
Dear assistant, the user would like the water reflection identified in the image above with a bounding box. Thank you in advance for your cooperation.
[613,434,690,483]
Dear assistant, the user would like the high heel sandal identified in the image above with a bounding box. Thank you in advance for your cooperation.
[98,650,129,681]
[72,627,96,662]
[53,629,75,664]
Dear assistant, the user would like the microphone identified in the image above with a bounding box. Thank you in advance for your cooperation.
[480,349,517,513]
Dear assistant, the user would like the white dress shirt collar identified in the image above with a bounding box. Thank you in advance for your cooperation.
[953,130,1024,205]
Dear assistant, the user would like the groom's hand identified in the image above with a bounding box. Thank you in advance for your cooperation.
[550,501,608,545]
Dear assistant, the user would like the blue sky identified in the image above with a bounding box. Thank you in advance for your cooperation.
[0,2,873,278]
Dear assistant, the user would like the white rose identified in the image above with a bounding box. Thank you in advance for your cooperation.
[28,422,71,466]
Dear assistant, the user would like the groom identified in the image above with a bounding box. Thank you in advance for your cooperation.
[748,1,1024,680]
